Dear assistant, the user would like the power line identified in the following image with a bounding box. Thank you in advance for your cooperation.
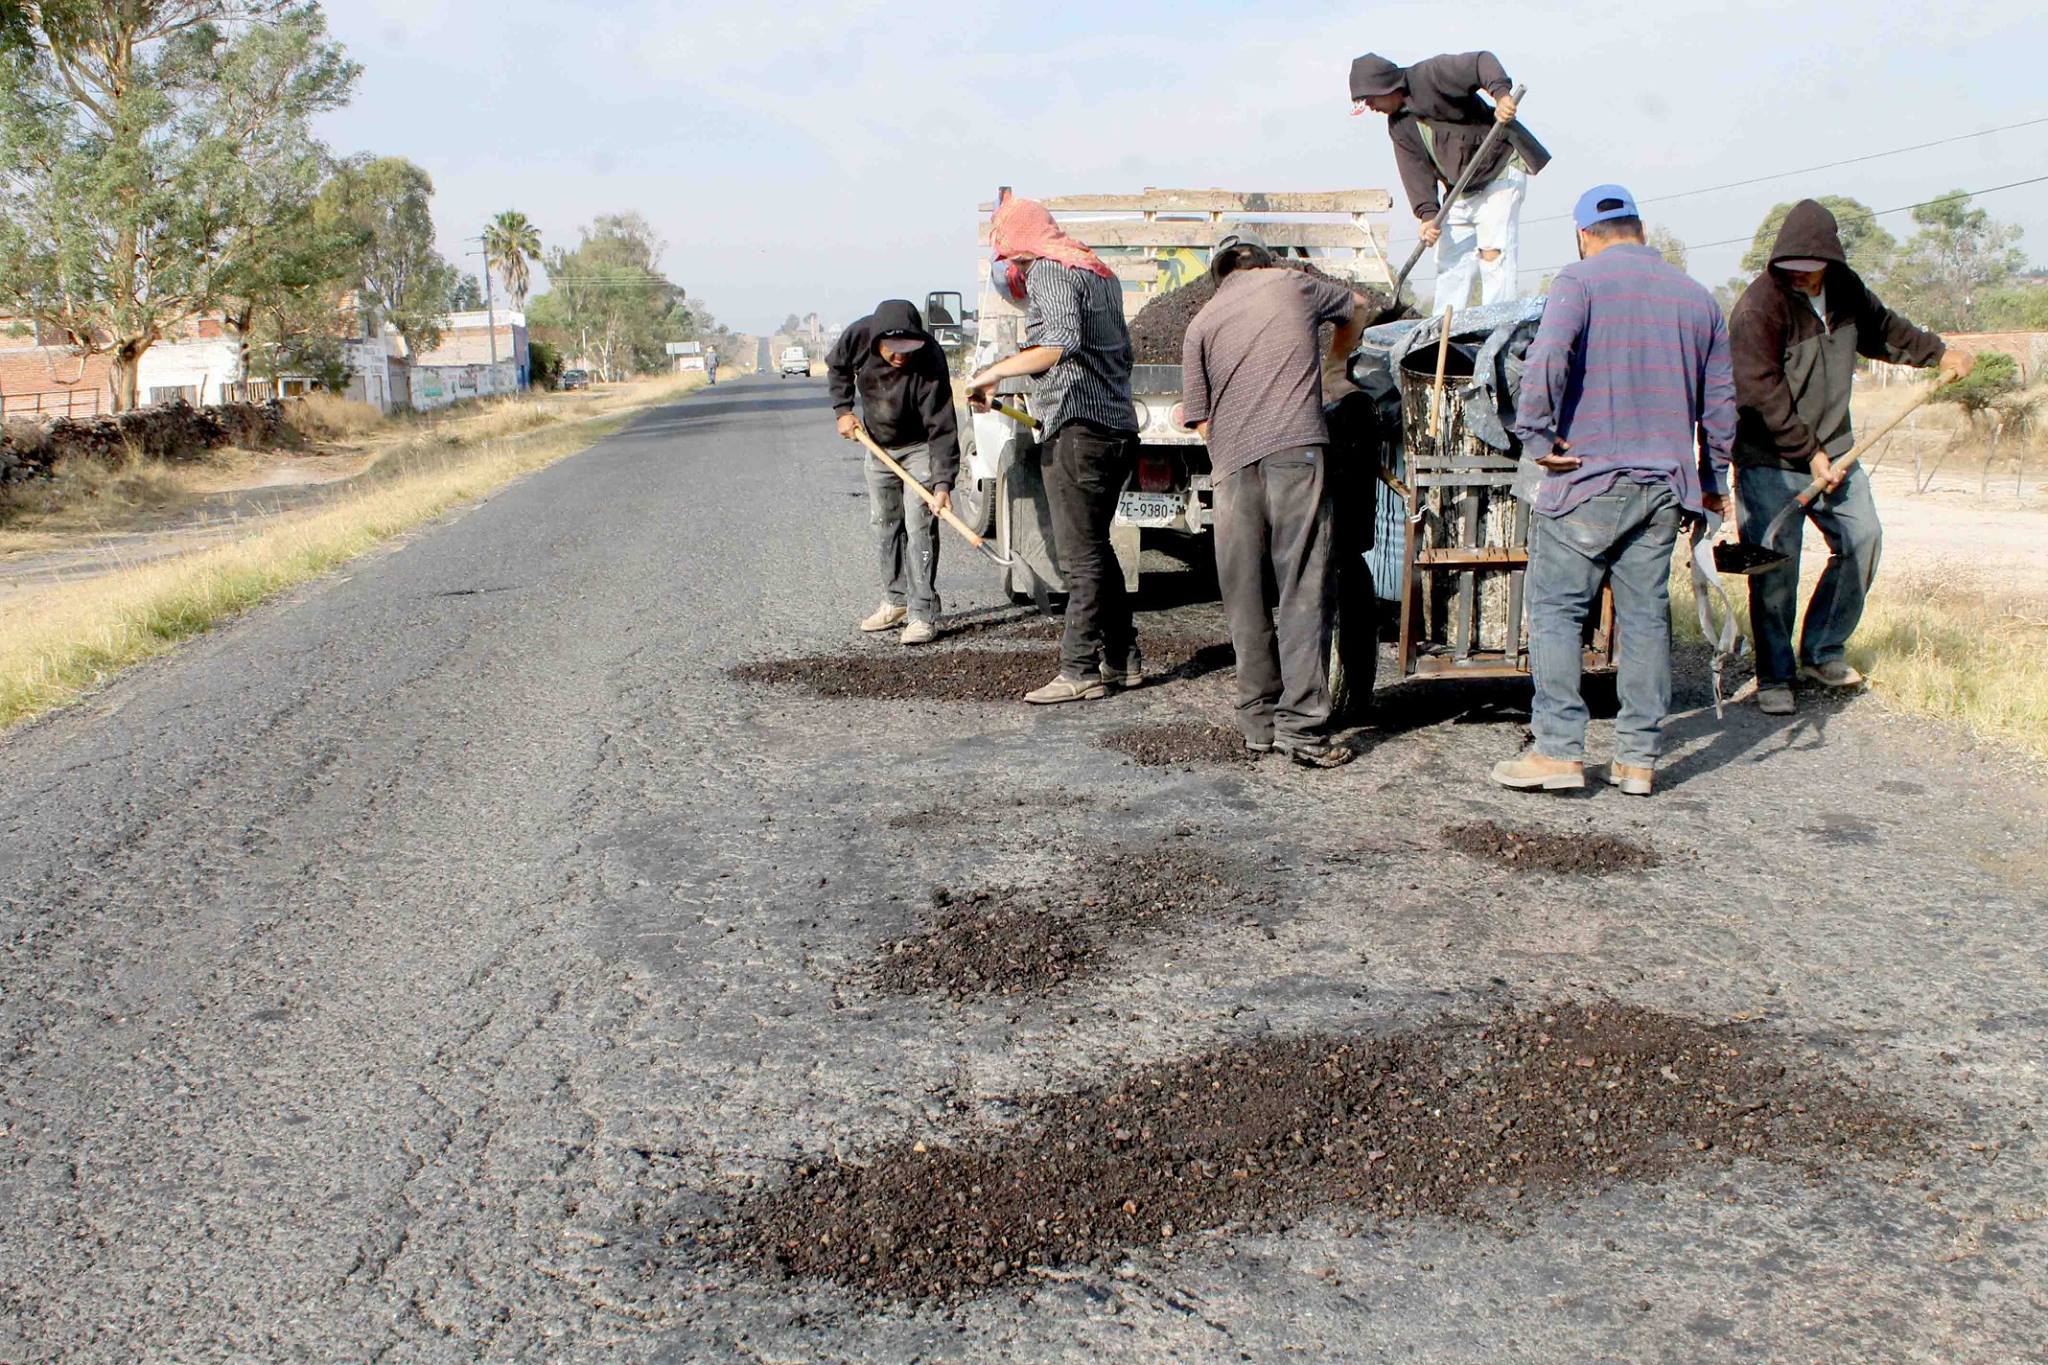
[1522,114,2048,227]
[1512,171,2048,277]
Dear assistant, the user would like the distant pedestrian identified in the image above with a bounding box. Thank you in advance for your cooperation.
[1497,185,1736,797]
[968,195,1142,704]
[827,299,960,646]
[1181,234,1366,767]
[1729,199,1975,716]
[1348,50,1549,311]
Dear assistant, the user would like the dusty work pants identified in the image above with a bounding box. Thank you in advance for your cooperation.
[864,442,941,623]
[1432,164,1526,312]
[1527,480,1682,767]
[1044,419,1138,679]
[1214,446,1336,747]
[1736,463,1882,686]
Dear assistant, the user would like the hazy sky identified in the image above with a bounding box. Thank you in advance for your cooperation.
[316,0,2048,336]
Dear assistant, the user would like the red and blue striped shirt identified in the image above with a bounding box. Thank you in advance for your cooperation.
[1512,244,1735,516]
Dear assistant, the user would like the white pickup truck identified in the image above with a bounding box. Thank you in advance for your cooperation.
[779,345,810,378]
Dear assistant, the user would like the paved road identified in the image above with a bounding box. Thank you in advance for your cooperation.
[2,376,2043,1361]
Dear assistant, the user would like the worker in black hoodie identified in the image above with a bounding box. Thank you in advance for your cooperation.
[1729,200,1974,715]
[827,300,962,645]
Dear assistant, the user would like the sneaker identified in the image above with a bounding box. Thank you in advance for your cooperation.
[1101,644,1145,690]
[1605,762,1655,797]
[900,618,938,646]
[1799,661,1865,690]
[859,602,908,633]
[1275,739,1356,769]
[1489,753,1586,791]
[1757,685,1796,716]
[1024,673,1109,705]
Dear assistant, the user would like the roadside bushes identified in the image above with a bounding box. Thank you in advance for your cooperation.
[0,400,289,488]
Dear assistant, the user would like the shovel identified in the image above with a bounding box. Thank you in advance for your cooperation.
[1372,83,1527,327]
[1714,391,1932,576]
[852,422,1017,568]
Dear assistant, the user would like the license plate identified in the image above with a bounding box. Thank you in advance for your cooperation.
[1116,491,1185,528]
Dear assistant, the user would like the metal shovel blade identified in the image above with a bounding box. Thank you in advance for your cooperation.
[1713,540,1788,576]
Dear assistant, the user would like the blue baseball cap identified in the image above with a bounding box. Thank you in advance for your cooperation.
[1573,184,1640,230]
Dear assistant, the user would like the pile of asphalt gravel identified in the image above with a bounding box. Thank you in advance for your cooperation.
[733,634,1231,704]
[866,842,1256,1000]
[1444,819,1661,876]
[1128,261,1390,365]
[1100,721,1252,768]
[723,1000,1922,1301]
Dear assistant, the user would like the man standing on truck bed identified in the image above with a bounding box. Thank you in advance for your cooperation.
[1729,198,1974,717]
[1181,233,1366,768]
[1349,49,1549,311]
[967,195,1142,705]
[1498,185,1735,798]
[828,299,961,646]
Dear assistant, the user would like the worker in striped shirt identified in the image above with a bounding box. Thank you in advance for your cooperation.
[968,196,1143,705]
[1498,184,1736,798]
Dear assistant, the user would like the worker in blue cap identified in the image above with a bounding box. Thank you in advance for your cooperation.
[1493,185,1737,798]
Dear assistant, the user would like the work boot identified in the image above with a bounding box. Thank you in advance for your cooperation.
[900,618,938,646]
[1605,762,1655,797]
[1024,673,1108,705]
[1101,644,1145,690]
[860,602,907,633]
[1799,660,1865,690]
[1757,685,1796,716]
[1276,739,1355,770]
[1490,753,1586,791]
[1243,734,1275,756]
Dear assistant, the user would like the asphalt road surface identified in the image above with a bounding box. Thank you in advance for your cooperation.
[3,376,2043,1362]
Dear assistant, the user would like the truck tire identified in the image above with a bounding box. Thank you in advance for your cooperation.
[953,477,996,538]
[1328,556,1380,722]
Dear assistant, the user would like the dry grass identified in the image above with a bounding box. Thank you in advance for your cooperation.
[0,379,688,729]
[1675,565,2048,764]
[284,391,385,442]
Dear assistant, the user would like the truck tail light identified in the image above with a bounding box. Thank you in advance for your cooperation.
[1136,450,1176,493]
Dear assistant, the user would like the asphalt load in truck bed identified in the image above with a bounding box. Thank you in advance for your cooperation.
[1128,260,1391,365]
[717,999,1923,1301]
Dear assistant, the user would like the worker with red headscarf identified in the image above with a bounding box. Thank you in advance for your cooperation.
[967,196,1141,705]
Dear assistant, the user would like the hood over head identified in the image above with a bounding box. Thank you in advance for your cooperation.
[1768,199,1848,271]
[870,298,926,345]
[1349,53,1405,101]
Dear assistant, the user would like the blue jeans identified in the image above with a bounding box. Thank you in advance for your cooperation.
[865,443,940,622]
[1735,463,1881,685]
[1527,481,1682,766]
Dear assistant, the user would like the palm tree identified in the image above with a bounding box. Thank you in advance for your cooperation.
[483,210,542,312]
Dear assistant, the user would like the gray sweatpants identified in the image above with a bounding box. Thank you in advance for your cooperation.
[1213,446,1335,746]
[864,442,940,623]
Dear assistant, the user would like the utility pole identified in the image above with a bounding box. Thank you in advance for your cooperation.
[467,235,501,394]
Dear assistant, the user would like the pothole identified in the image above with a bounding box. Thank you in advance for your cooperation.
[1101,721,1252,768]
[865,843,1258,1000]
[733,634,1232,703]
[720,1000,1921,1301]
[1443,820,1661,875]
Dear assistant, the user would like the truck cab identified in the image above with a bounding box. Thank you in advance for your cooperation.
[780,345,810,377]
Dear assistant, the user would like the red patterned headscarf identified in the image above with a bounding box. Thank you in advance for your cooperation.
[990,196,1115,280]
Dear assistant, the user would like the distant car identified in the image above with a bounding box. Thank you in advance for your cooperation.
[780,346,810,378]
[560,369,590,390]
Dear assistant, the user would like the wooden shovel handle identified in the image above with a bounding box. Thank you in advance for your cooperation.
[853,424,988,548]
[1793,390,1934,507]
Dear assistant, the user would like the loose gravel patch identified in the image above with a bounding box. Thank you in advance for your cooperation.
[866,843,1255,1000]
[1444,819,1662,875]
[735,634,1231,704]
[724,1000,1922,1301]
[1100,721,1252,768]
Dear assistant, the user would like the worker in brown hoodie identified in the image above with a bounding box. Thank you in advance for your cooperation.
[1728,199,1974,716]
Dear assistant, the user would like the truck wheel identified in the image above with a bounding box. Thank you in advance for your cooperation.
[953,477,996,538]
[1328,556,1380,722]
